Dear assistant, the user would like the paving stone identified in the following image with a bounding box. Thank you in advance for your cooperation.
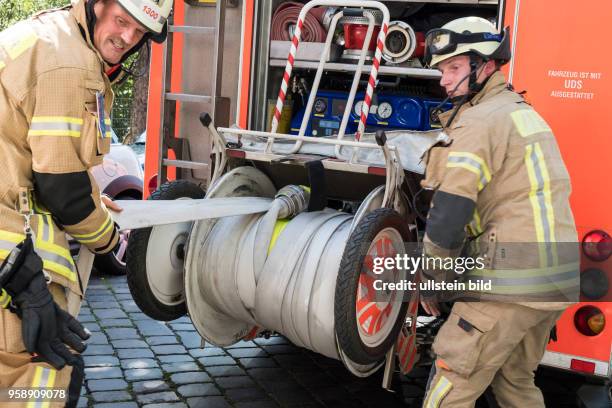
[91,391,131,402]
[177,383,222,398]
[113,287,132,294]
[84,355,120,367]
[162,361,201,373]
[170,371,212,385]
[113,339,148,349]
[188,347,225,358]
[77,396,89,408]
[87,378,128,392]
[227,348,268,358]
[119,299,141,312]
[78,314,96,323]
[100,319,133,327]
[129,312,152,320]
[132,380,170,394]
[187,396,232,408]
[253,336,289,346]
[274,354,318,369]
[143,404,187,408]
[86,295,116,302]
[137,391,180,404]
[124,368,164,381]
[87,332,109,345]
[169,323,195,331]
[158,354,194,363]
[215,376,256,389]
[152,344,187,355]
[205,366,246,377]
[146,335,179,345]
[89,301,119,309]
[84,366,123,380]
[116,348,154,359]
[120,358,159,369]
[137,321,174,336]
[197,355,235,367]
[115,293,135,300]
[83,345,114,356]
[226,387,267,402]
[224,340,257,348]
[93,403,138,408]
[94,308,127,319]
[106,328,140,340]
[83,322,102,333]
[239,357,277,369]
[177,331,202,348]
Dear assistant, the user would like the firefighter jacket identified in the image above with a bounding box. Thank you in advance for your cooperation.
[420,71,579,309]
[0,0,119,330]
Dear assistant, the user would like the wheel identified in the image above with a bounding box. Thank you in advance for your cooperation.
[94,195,137,276]
[126,180,205,321]
[335,208,413,365]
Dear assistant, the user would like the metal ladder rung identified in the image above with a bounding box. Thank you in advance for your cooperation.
[165,93,212,103]
[163,159,209,170]
[169,25,215,34]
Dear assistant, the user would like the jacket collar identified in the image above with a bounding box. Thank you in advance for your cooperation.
[437,71,510,127]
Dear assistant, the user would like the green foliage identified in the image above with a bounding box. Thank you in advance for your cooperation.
[0,0,70,30]
[0,0,136,143]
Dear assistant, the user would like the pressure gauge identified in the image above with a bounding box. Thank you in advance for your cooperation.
[354,100,364,116]
[377,102,393,119]
[314,98,327,114]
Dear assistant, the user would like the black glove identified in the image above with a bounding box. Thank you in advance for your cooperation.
[3,237,89,369]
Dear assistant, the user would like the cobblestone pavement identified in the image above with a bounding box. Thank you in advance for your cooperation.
[77,272,587,408]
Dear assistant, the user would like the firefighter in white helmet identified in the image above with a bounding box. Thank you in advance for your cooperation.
[418,17,579,407]
[0,0,172,406]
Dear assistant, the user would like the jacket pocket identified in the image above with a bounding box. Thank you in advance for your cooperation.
[432,302,497,377]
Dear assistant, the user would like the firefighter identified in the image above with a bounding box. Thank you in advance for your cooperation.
[0,0,173,406]
[418,17,579,407]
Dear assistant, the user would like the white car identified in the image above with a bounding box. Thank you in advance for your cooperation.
[89,131,144,275]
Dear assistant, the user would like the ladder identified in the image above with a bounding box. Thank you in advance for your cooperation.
[156,0,230,186]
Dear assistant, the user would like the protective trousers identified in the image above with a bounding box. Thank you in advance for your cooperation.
[0,284,84,408]
[422,301,562,408]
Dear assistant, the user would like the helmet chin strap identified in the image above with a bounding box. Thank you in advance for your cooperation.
[432,56,487,128]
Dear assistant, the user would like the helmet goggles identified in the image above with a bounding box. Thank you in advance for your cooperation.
[424,28,503,62]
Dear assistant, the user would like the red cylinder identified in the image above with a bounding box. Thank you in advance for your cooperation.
[412,32,426,58]
[344,23,381,52]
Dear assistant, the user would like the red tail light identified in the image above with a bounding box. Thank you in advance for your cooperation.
[574,305,605,336]
[148,174,158,195]
[582,230,612,262]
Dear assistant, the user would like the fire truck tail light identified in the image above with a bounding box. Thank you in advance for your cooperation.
[148,174,158,195]
[570,358,596,374]
[582,230,612,262]
[574,306,605,336]
[580,268,609,300]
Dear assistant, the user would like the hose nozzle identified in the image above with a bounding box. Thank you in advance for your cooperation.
[275,185,310,219]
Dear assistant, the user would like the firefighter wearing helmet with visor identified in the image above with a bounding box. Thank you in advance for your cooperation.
[0,0,172,406]
[419,17,579,407]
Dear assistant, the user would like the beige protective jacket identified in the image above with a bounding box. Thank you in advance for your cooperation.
[421,71,579,308]
[0,0,119,347]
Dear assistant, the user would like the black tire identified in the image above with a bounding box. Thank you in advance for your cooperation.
[94,196,137,276]
[126,180,205,321]
[335,208,413,364]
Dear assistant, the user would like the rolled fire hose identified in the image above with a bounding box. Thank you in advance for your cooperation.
[186,185,355,360]
[271,2,327,42]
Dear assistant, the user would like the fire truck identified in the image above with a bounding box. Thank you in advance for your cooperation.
[133,0,611,404]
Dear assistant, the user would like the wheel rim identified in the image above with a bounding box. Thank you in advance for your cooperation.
[355,227,406,348]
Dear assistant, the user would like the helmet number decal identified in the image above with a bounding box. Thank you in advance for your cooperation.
[142,5,160,21]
